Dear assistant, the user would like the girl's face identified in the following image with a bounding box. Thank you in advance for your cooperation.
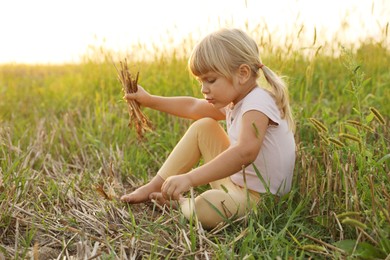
[198,71,242,109]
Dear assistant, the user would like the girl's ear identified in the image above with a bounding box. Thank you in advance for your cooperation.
[237,64,251,84]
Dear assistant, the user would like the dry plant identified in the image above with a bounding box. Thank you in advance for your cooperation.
[114,59,153,140]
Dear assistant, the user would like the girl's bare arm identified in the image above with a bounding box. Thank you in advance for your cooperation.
[124,86,225,120]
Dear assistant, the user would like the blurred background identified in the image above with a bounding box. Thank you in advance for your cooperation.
[0,0,389,64]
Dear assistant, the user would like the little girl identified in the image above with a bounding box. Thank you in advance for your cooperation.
[121,28,296,229]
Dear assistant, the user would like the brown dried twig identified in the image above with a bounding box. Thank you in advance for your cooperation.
[114,59,153,140]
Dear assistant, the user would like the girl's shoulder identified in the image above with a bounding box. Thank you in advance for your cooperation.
[244,87,276,107]
[242,87,281,123]
[248,86,273,98]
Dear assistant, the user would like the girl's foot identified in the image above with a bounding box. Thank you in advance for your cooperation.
[121,175,164,204]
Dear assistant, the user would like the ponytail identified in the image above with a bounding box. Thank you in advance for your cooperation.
[259,65,295,132]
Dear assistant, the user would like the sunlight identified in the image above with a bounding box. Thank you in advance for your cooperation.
[0,0,388,64]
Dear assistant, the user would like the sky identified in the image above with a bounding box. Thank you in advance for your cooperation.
[0,0,389,64]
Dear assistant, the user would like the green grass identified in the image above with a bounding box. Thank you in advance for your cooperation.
[0,25,389,259]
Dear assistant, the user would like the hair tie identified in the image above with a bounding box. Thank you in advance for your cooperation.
[257,63,265,70]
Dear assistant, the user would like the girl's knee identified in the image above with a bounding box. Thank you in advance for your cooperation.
[190,117,219,132]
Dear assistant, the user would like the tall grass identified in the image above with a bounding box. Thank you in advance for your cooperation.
[0,22,389,259]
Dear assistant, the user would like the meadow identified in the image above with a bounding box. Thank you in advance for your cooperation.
[0,24,389,259]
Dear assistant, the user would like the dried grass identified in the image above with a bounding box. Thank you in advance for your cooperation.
[114,59,153,140]
[0,124,225,259]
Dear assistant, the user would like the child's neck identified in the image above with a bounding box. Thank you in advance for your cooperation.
[232,83,258,105]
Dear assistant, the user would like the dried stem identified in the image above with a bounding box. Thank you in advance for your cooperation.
[114,59,153,140]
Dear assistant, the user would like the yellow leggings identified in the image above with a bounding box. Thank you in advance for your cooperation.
[158,118,260,229]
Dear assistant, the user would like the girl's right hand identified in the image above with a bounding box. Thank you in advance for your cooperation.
[123,85,152,106]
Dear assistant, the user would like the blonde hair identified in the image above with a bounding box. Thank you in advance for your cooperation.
[188,28,295,132]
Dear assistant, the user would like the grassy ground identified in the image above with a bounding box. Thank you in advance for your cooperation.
[0,29,389,259]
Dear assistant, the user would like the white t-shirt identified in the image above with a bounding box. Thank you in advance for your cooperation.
[224,87,296,195]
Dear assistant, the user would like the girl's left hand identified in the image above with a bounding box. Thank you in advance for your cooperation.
[161,175,192,200]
